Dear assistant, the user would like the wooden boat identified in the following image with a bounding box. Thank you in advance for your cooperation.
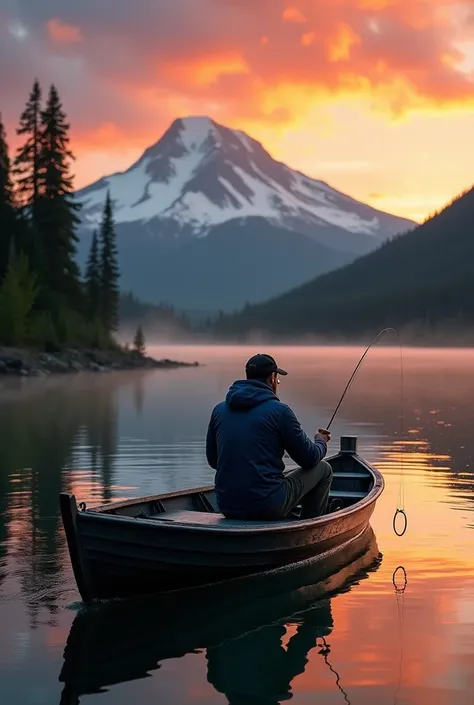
[60,435,384,602]
[59,526,381,703]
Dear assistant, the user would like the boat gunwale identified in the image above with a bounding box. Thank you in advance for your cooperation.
[76,453,384,535]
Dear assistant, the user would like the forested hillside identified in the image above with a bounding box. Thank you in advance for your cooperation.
[213,188,474,339]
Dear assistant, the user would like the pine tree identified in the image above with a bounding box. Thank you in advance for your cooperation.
[85,230,100,318]
[133,324,146,356]
[0,115,16,282]
[99,191,119,332]
[0,253,37,345]
[37,84,82,316]
[13,79,42,213]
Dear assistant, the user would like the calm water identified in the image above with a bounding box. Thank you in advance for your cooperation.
[1,344,474,704]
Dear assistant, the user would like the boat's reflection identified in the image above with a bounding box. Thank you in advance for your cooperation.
[58,526,382,704]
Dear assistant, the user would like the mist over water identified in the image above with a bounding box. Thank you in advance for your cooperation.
[1,344,474,704]
[127,315,474,348]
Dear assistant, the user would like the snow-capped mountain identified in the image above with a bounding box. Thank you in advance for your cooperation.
[76,117,414,310]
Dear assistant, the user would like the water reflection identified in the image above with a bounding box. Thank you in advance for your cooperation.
[1,347,474,704]
[133,374,145,417]
[58,526,381,704]
[392,566,407,705]
[0,373,140,621]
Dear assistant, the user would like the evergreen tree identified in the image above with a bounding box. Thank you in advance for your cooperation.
[13,79,42,213]
[37,84,82,315]
[0,253,37,345]
[99,191,119,331]
[133,324,146,356]
[0,115,15,282]
[85,230,100,318]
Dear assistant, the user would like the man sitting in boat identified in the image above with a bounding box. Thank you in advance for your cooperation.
[206,353,332,520]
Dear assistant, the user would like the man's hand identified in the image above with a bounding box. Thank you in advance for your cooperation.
[315,428,331,443]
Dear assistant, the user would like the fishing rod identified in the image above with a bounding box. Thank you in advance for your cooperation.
[323,327,407,537]
[326,327,399,430]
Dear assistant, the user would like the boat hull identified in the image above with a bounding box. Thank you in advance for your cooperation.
[58,525,382,700]
[60,436,384,602]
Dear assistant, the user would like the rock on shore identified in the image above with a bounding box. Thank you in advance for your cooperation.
[0,346,199,377]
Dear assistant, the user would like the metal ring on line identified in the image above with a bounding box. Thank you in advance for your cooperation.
[392,565,407,593]
[393,508,407,536]
[78,502,87,512]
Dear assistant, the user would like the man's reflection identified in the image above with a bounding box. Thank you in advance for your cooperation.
[206,601,332,704]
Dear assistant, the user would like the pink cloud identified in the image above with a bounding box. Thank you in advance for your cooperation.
[282,6,307,24]
[46,18,82,44]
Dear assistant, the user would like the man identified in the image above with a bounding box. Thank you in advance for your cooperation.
[205,353,332,520]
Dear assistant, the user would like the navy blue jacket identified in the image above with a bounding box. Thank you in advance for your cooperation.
[206,379,327,516]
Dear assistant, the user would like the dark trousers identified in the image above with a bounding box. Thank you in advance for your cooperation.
[280,460,333,519]
[237,460,333,521]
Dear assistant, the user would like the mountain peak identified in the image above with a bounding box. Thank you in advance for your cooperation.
[170,115,219,150]
[134,114,235,169]
[77,116,414,244]
[165,115,258,156]
[177,114,217,131]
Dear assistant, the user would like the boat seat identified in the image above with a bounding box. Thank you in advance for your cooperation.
[332,472,370,479]
[330,490,366,499]
[154,510,292,527]
[150,489,367,527]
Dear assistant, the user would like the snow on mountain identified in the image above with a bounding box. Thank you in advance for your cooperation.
[77,116,414,250]
[75,116,415,310]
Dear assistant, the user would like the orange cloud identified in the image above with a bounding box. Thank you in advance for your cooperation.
[3,0,473,219]
[119,1,472,124]
[326,23,361,62]
[163,53,250,88]
[301,32,316,47]
[282,6,307,24]
[46,18,82,44]
[357,0,395,8]
[73,122,127,150]
[20,1,474,137]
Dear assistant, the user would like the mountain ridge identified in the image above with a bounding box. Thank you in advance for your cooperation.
[212,187,474,337]
[75,116,415,310]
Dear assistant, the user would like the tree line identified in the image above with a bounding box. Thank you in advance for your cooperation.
[212,187,474,340]
[0,79,119,350]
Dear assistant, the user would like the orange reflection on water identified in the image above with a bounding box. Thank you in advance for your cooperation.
[65,472,137,507]
[287,429,474,703]
[290,560,474,703]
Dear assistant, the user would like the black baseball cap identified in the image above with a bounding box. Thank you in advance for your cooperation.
[245,353,288,379]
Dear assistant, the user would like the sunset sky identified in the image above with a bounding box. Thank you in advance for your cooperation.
[2,0,474,222]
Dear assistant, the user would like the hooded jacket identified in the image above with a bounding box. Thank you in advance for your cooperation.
[206,379,327,516]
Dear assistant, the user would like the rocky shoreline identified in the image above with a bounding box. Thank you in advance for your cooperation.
[0,346,199,377]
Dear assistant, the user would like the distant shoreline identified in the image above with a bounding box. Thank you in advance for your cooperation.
[0,346,200,378]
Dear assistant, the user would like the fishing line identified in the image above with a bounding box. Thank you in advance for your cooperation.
[391,566,407,705]
[393,333,407,537]
[325,327,407,537]
[316,637,351,705]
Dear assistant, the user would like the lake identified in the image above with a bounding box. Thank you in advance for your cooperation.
[1,344,474,704]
